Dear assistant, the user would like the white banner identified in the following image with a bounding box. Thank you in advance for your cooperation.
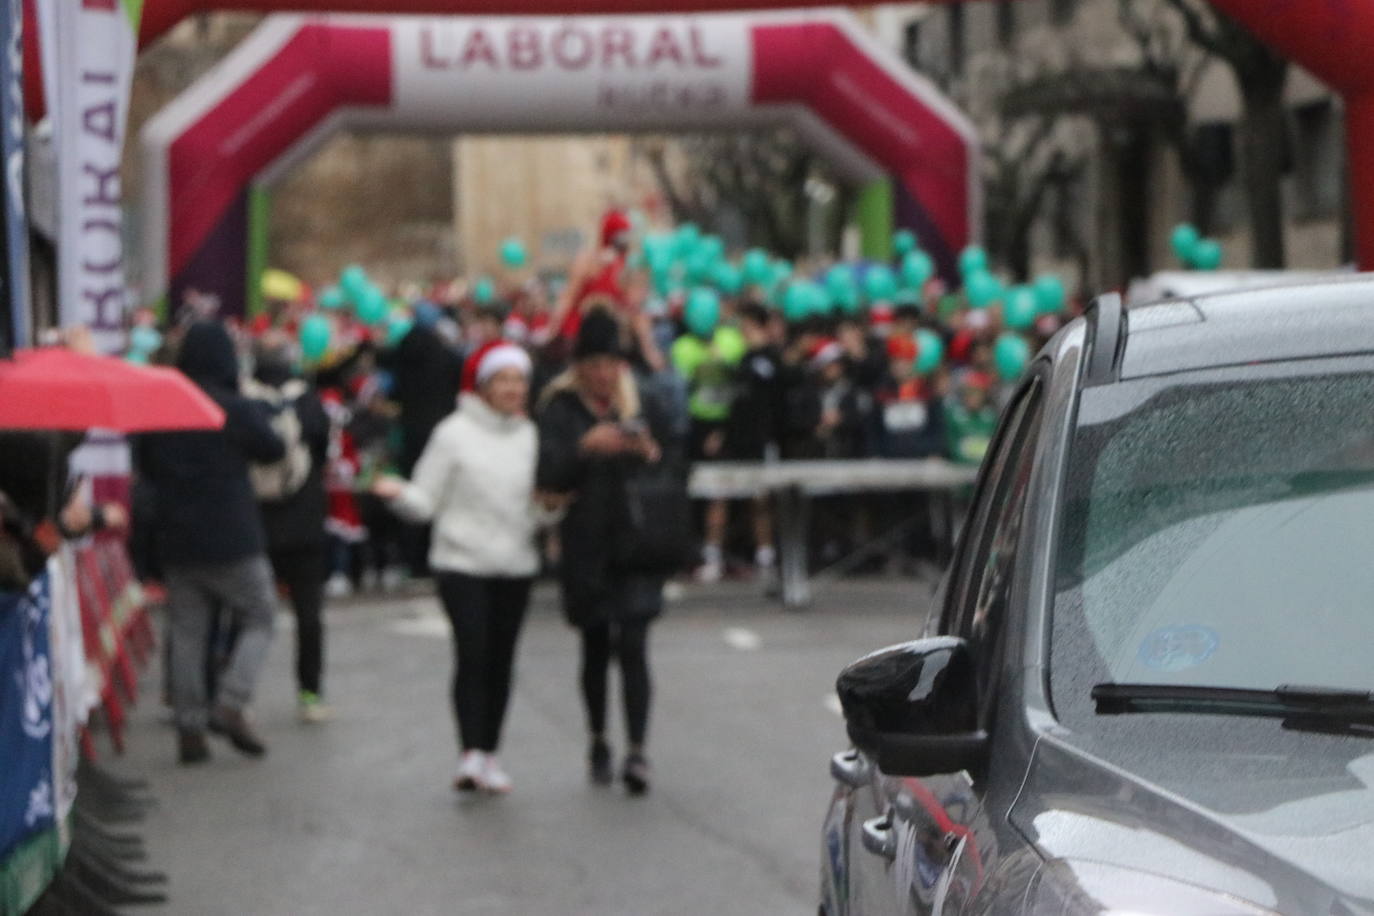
[49,0,141,353]
[392,16,753,132]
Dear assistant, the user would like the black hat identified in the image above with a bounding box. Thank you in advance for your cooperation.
[573,309,625,361]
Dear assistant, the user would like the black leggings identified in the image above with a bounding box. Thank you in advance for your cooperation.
[270,545,327,696]
[579,619,652,748]
[437,572,533,753]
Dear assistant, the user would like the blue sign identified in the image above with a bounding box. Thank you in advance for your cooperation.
[0,574,54,861]
[0,0,28,352]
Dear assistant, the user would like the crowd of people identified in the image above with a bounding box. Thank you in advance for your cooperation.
[107,210,1075,793]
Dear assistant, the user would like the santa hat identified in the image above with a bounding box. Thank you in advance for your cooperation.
[461,341,532,393]
[886,334,917,362]
[807,338,844,372]
[869,303,895,337]
[963,370,994,392]
[601,209,633,247]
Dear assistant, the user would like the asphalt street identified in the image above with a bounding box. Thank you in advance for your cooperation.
[111,579,932,915]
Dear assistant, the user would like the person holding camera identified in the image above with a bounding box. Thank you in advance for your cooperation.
[536,309,684,796]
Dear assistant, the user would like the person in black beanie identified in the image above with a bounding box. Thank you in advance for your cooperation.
[535,308,677,795]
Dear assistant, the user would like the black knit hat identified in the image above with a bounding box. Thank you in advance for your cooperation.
[573,309,625,361]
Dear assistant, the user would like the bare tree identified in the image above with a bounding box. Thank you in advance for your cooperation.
[639,131,846,258]
[1124,0,1290,267]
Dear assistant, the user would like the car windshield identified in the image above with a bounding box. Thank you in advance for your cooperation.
[1050,360,1374,713]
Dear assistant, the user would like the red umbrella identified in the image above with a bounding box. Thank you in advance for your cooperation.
[0,347,225,432]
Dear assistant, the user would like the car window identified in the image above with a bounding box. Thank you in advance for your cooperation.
[1051,363,1374,720]
[945,376,1044,713]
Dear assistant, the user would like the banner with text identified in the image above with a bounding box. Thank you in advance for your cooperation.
[51,0,142,353]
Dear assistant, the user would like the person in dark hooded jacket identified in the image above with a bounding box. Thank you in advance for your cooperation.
[138,321,285,764]
[246,332,333,723]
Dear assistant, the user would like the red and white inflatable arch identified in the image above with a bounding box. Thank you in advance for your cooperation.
[140,10,978,316]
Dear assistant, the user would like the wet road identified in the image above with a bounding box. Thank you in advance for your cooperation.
[113,579,930,915]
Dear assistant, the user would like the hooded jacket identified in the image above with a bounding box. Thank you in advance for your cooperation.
[137,322,285,567]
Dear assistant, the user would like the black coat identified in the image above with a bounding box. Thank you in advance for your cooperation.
[389,324,463,474]
[536,378,673,628]
[137,323,285,568]
[726,345,785,460]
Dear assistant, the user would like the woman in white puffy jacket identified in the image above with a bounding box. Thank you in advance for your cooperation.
[373,341,545,795]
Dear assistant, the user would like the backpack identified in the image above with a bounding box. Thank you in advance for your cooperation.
[243,378,312,502]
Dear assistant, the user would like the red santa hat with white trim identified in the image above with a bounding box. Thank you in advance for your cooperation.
[461,340,533,393]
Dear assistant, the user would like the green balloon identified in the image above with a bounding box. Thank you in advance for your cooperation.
[965,270,1002,309]
[1032,274,1066,315]
[1004,286,1038,331]
[340,265,369,299]
[782,282,814,323]
[684,287,721,338]
[900,251,934,290]
[958,246,988,277]
[685,252,714,285]
[771,259,793,287]
[386,315,414,347]
[300,314,331,361]
[473,277,496,305]
[810,283,836,316]
[699,235,725,263]
[993,333,1031,382]
[356,286,388,326]
[1171,223,1201,263]
[832,283,862,314]
[742,249,772,285]
[712,262,743,295]
[893,229,917,257]
[915,328,944,376]
[673,223,701,258]
[318,286,346,310]
[500,237,528,268]
[864,265,899,303]
[644,234,674,271]
[1191,238,1223,270]
[825,264,856,298]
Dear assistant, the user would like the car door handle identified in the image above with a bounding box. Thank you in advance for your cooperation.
[861,815,897,861]
[830,750,870,788]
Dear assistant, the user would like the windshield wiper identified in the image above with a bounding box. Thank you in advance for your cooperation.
[1092,683,1374,725]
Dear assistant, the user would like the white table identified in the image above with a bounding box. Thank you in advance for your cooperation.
[688,459,979,607]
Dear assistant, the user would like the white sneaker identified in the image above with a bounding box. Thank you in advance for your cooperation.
[481,756,513,794]
[324,573,353,599]
[381,566,406,593]
[454,750,487,792]
[695,561,724,584]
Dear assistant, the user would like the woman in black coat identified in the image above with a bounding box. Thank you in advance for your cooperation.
[536,309,673,795]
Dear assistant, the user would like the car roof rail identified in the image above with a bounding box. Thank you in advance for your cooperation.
[1084,291,1125,387]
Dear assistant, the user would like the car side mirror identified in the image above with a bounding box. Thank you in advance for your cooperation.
[836,636,989,777]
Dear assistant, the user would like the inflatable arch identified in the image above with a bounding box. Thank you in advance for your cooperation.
[131,1,1374,271]
[140,10,978,317]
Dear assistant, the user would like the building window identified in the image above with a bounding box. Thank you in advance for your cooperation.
[997,1,1016,48]
[903,19,922,71]
[1290,99,1342,221]
[1050,0,1077,26]
[948,6,965,76]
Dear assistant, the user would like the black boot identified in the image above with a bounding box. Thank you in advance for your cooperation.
[177,730,210,765]
[589,737,613,786]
